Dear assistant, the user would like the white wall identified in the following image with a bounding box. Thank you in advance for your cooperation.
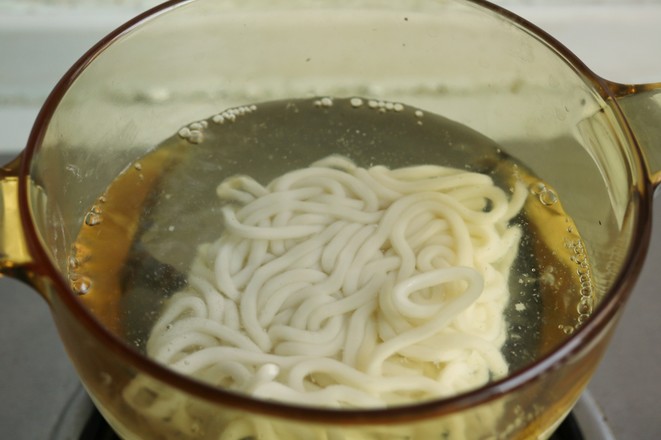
[1,0,660,153]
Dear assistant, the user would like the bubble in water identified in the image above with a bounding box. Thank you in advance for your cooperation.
[70,275,92,295]
[538,188,558,206]
[364,99,404,114]
[211,106,256,126]
[85,211,103,226]
[558,324,574,335]
[530,182,546,194]
[314,97,334,108]
[178,119,212,145]
[350,97,364,108]
[68,256,79,270]
[187,130,204,145]
[530,182,558,206]
[577,297,593,315]
[69,244,89,266]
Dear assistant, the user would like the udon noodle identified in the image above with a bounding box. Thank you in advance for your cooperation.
[139,155,526,408]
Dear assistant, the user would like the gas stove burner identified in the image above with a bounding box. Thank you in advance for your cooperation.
[79,409,121,440]
[549,414,584,440]
[52,386,614,440]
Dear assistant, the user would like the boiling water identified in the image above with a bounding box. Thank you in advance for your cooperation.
[70,96,593,388]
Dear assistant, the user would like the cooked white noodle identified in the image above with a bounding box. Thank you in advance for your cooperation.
[143,155,526,408]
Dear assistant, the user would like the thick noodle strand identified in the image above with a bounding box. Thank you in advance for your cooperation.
[142,155,526,408]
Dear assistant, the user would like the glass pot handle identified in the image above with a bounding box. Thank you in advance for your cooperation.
[609,81,661,193]
[0,154,35,282]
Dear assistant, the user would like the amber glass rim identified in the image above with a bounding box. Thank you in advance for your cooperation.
[19,0,654,424]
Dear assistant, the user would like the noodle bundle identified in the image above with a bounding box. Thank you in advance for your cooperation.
[144,155,526,407]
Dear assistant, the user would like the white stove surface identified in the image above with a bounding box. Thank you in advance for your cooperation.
[1,1,660,439]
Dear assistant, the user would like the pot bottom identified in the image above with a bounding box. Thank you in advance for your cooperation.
[50,385,614,440]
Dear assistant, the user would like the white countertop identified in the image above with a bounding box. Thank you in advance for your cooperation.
[0,2,660,438]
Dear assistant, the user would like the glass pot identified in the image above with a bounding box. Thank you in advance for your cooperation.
[1,0,660,438]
